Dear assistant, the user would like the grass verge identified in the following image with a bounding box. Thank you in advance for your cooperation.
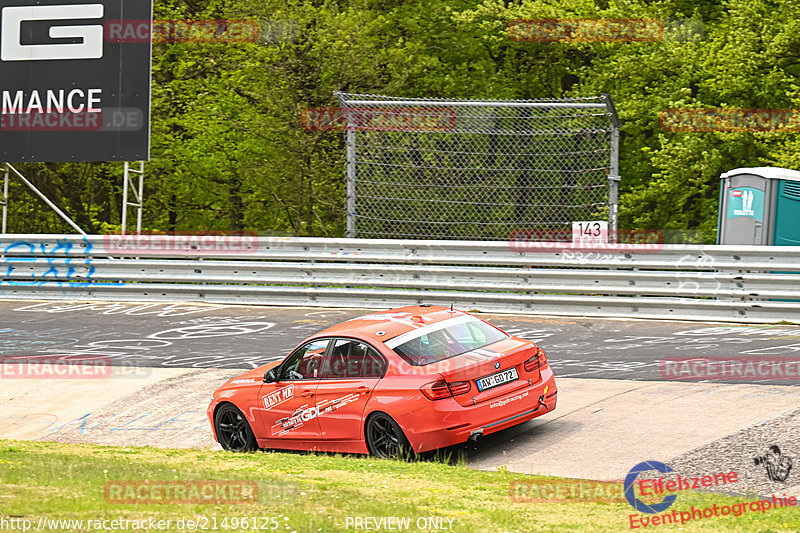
[1,439,798,532]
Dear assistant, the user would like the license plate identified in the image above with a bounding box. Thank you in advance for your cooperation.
[476,367,518,392]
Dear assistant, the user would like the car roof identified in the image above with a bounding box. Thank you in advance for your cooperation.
[314,305,472,345]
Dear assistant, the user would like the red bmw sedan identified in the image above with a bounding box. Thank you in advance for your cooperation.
[208,305,557,457]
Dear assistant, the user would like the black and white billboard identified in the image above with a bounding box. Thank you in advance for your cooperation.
[0,0,152,162]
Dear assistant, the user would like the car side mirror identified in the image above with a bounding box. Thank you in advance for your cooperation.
[263,368,277,383]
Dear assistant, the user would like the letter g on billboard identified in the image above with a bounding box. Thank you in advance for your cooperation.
[1,3,104,61]
[623,460,677,514]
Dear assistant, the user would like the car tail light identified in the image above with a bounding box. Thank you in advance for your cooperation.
[524,346,548,372]
[421,380,451,400]
[448,380,471,396]
[421,379,471,400]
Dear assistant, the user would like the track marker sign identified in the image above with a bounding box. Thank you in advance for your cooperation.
[0,1,152,162]
[572,220,608,248]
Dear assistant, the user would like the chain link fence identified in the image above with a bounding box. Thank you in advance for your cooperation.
[335,92,620,240]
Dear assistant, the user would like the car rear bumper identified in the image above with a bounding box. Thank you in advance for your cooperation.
[397,367,557,453]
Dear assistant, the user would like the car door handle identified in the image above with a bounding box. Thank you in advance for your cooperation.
[355,386,372,395]
[300,390,314,397]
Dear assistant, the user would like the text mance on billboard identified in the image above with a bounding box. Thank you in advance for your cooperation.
[0,1,152,161]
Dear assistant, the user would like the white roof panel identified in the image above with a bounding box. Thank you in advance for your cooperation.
[720,167,800,182]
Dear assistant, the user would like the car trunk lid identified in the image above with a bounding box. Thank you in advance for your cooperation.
[428,338,541,407]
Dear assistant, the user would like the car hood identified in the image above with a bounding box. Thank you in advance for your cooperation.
[220,360,281,389]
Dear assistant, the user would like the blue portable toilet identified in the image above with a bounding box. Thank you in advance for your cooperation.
[717,167,800,245]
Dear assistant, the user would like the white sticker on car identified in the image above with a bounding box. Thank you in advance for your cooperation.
[384,315,475,349]
[348,311,434,329]
[230,378,256,385]
[271,392,360,436]
[262,385,294,410]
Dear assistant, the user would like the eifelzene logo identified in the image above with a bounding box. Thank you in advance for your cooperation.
[1,3,105,61]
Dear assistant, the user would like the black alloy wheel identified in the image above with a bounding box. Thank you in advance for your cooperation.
[365,413,411,459]
[214,403,259,452]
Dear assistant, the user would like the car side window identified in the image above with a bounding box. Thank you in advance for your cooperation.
[279,339,329,380]
[321,339,386,379]
[362,347,387,378]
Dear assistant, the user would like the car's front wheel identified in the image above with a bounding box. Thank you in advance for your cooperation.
[214,403,259,452]
[365,413,411,459]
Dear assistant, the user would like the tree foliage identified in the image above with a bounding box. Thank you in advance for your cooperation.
[5,0,800,242]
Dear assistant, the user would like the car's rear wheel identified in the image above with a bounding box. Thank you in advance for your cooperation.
[214,403,259,452]
[365,413,411,459]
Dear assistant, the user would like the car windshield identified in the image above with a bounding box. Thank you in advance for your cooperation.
[391,319,508,366]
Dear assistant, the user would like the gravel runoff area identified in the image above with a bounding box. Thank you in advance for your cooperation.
[667,406,800,498]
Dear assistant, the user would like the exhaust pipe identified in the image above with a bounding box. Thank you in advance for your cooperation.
[538,395,547,408]
[469,429,484,442]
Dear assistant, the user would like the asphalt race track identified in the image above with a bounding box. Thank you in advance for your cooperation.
[1,299,799,498]
[2,299,800,382]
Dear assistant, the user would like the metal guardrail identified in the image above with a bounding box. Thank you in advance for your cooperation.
[1,234,799,323]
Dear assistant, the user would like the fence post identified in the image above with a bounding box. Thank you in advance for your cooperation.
[346,128,356,238]
[609,127,620,239]
[604,94,621,241]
